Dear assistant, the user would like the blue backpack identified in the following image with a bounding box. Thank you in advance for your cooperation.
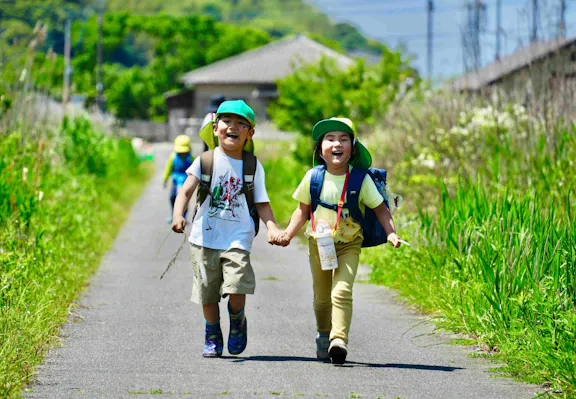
[309,165,390,248]
[171,153,193,189]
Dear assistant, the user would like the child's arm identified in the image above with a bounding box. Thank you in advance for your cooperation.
[284,202,310,241]
[255,202,282,244]
[162,153,175,187]
[372,202,401,248]
[171,174,199,233]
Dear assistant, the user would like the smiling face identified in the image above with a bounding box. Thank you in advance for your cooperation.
[320,130,353,174]
[213,113,254,159]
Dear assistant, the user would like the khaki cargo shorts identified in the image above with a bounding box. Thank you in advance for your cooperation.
[189,243,255,304]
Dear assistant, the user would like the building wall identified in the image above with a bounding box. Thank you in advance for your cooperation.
[166,108,188,142]
[486,45,576,120]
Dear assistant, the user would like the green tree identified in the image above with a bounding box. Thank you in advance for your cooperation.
[268,48,418,162]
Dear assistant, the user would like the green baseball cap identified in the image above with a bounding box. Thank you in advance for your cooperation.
[312,117,372,169]
[199,100,256,152]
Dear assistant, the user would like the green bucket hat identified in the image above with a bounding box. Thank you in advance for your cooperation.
[312,117,372,169]
[199,100,256,153]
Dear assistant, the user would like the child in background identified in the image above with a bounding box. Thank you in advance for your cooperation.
[275,117,402,364]
[171,100,282,357]
[163,134,193,223]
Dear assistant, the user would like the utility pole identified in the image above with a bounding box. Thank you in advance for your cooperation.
[559,0,566,38]
[427,0,434,78]
[63,18,71,105]
[495,0,502,60]
[531,0,538,42]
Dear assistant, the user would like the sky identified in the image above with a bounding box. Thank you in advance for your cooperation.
[309,0,576,81]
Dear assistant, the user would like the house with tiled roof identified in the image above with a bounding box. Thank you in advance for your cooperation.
[449,37,576,110]
[165,35,354,140]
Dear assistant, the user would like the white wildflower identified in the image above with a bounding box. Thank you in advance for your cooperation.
[420,159,436,169]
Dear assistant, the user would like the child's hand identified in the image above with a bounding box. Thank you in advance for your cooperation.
[172,216,186,233]
[275,231,291,247]
[267,227,290,247]
[387,233,401,248]
[267,226,279,245]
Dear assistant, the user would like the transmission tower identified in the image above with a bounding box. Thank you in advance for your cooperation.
[462,0,486,71]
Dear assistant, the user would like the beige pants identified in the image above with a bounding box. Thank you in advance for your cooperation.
[189,243,255,304]
[308,236,363,344]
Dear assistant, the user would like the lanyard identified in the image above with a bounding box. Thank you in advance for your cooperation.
[310,169,350,238]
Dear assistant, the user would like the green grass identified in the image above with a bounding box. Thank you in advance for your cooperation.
[363,123,576,395]
[0,116,153,398]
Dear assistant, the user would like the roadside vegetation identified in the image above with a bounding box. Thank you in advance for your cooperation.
[0,102,152,397]
[263,55,576,396]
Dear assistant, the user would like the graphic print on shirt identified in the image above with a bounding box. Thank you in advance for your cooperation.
[207,171,244,223]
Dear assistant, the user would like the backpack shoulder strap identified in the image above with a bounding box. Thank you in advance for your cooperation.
[197,150,214,206]
[240,151,259,235]
[309,165,326,214]
[241,151,257,189]
[347,167,369,225]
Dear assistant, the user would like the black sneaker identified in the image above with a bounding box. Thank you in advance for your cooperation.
[328,338,347,364]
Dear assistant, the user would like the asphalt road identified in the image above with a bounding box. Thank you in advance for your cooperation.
[26,144,542,399]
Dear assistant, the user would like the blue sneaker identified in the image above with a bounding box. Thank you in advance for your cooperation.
[228,312,247,355]
[203,323,223,358]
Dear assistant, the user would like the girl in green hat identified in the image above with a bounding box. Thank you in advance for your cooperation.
[274,117,402,364]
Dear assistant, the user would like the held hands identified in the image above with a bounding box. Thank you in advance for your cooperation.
[387,232,402,248]
[267,226,291,247]
[172,215,186,233]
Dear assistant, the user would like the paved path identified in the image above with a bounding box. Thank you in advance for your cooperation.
[26,144,542,399]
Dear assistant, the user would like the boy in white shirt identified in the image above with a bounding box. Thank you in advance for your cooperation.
[172,100,282,357]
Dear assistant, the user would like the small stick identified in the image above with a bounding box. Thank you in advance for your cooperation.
[160,231,188,280]
[156,229,173,258]
[398,239,411,247]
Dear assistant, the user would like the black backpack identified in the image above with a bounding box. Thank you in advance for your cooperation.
[195,150,260,235]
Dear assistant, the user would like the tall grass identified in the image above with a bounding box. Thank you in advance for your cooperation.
[363,99,576,394]
[0,116,152,398]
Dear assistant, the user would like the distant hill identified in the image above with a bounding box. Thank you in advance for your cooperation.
[105,0,383,54]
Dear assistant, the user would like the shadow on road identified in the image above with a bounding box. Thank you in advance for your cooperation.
[226,356,464,372]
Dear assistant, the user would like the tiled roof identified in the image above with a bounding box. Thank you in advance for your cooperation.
[180,34,354,85]
[450,37,576,91]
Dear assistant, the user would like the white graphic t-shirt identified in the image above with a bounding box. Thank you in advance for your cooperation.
[186,147,270,252]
